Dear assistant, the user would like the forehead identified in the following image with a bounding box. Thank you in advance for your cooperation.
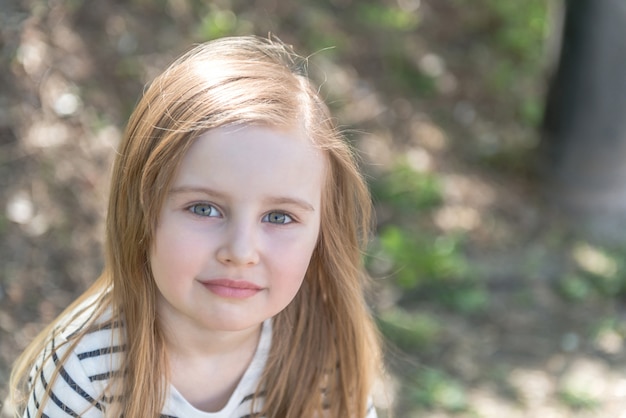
[172,125,327,202]
[196,124,320,161]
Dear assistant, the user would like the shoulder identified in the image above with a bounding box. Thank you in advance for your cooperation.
[24,298,123,417]
[57,296,124,383]
[65,304,125,386]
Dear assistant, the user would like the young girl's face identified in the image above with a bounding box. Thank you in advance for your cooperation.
[150,125,326,334]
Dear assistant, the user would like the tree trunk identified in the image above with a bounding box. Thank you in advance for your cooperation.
[542,0,626,243]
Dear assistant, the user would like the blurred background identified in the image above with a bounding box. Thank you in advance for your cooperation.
[2,0,626,416]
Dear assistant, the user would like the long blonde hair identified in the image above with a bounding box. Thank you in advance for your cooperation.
[10,35,381,417]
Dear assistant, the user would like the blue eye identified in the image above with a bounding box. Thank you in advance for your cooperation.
[189,204,220,217]
[264,212,293,224]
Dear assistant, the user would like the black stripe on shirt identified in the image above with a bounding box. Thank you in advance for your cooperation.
[52,349,105,412]
[239,390,265,405]
[88,369,125,382]
[66,317,121,341]
[77,344,125,360]
[39,367,80,417]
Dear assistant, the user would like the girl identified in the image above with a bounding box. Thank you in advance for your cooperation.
[10,35,382,418]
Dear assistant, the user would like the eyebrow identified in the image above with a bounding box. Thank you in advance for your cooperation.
[170,186,227,199]
[169,186,316,212]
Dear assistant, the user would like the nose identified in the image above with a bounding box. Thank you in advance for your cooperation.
[216,220,260,266]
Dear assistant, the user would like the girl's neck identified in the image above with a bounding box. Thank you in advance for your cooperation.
[165,323,262,359]
[162,318,263,412]
[162,324,261,357]
[158,304,263,358]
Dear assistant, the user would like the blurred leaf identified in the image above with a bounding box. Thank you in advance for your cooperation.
[378,227,468,289]
[438,284,489,314]
[408,368,469,413]
[372,160,443,212]
[520,96,543,127]
[356,3,420,31]
[196,8,238,40]
[569,242,626,297]
[557,387,600,411]
[377,308,442,351]
[556,274,593,302]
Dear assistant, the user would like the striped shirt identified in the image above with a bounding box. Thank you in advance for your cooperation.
[24,305,377,418]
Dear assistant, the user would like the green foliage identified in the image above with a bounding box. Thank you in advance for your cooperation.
[372,226,488,313]
[378,226,467,288]
[556,241,626,302]
[356,3,420,31]
[196,7,239,40]
[372,161,442,212]
[387,51,438,96]
[437,283,489,314]
[483,0,548,63]
[460,0,547,73]
[297,9,348,55]
[590,316,625,341]
[587,270,626,298]
[455,0,549,129]
[377,308,442,352]
[557,274,593,302]
[520,94,544,127]
[557,387,601,411]
[407,368,470,413]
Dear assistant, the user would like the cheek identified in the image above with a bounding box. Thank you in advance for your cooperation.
[150,222,204,282]
[269,233,319,290]
[272,245,319,314]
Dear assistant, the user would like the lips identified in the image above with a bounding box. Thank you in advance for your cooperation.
[199,278,262,299]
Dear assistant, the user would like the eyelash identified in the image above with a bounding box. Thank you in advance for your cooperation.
[188,203,221,217]
[263,212,294,225]
[187,204,295,225]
